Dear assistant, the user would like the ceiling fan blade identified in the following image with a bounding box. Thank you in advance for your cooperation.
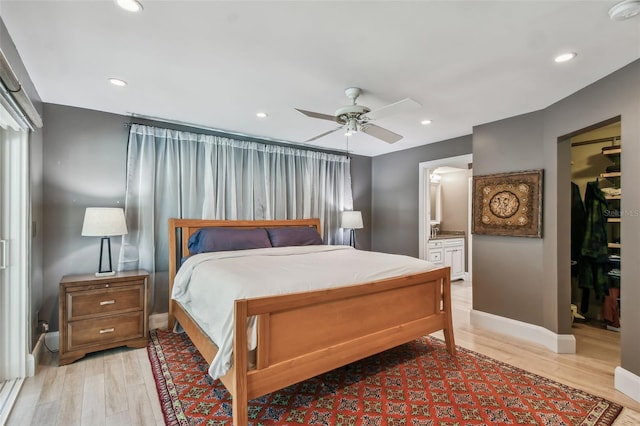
[305,126,344,142]
[364,98,421,121]
[295,108,338,122]
[361,123,403,144]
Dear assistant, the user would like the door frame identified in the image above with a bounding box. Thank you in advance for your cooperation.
[0,124,30,424]
[418,154,473,266]
[0,126,31,379]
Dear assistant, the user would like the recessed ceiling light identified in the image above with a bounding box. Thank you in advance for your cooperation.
[421,119,432,125]
[115,0,143,13]
[554,52,577,63]
[109,78,127,87]
[256,112,268,118]
[609,0,640,20]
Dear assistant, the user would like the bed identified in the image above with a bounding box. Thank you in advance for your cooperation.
[168,218,455,425]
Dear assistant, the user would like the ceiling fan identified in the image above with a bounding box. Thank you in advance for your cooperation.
[295,87,421,144]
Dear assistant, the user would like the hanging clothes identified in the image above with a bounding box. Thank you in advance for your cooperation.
[603,288,621,328]
[571,182,586,277]
[580,180,609,300]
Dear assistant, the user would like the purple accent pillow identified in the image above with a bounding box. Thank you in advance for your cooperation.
[266,226,323,247]
[188,227,272,254]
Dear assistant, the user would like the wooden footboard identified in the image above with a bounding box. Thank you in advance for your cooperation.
[168,218,455,426]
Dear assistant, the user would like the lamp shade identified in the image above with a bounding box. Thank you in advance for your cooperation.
[81,207,128,237]
[341,211,363,229]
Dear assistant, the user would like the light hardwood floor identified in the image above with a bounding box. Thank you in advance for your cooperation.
[7,280,640,425]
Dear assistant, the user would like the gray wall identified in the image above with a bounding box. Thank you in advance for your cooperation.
[545,60,640,376]
[370,59,640,382]
[472,111,546,327]
[42,104,129,330]
[472,60,640,379]
[1,17,44,348]
[41,104,373,329]
[371,135,473,256]
[350,154,372,250]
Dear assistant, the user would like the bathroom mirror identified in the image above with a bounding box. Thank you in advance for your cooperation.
[430,181,442,225]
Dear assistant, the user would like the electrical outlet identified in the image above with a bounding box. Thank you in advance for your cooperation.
[37,320,49,334]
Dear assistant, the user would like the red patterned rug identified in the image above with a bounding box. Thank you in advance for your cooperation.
[148,329,622,425]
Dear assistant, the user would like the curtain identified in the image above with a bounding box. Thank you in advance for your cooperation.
[118,124,353,311]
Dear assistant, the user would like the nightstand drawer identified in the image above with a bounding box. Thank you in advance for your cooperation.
[66,311,144,351]
[67,282,144,321]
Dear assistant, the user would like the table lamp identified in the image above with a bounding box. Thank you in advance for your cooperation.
[81,207,128,277]
[341,210,363,248]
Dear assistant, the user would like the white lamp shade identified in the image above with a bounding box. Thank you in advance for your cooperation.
[81,207,128,236]
[341,211,363,229]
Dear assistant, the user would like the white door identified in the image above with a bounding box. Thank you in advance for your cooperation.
[0,107,30,380]
[0,107,30,424]
[0,120,4,382]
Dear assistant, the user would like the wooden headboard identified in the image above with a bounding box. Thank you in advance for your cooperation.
[167,218,322,314]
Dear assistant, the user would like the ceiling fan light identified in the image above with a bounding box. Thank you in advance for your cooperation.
[347,118,358,134]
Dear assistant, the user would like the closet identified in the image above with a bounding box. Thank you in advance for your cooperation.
[570,120,621,331]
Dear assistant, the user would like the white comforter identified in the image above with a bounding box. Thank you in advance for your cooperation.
[171,245,438,379]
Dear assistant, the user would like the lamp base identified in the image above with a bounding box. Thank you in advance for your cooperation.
[96,236,115,278]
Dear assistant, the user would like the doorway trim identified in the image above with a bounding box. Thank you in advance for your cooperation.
[418,153,473,261]
[0,125,30,424]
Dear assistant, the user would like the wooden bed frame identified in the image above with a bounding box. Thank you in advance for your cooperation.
[168,218,455,425]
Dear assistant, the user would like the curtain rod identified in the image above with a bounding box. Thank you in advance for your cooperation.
[570,135,620,147]
[125,113,351,157]
[0,48,42,129]
[0,79,30,130]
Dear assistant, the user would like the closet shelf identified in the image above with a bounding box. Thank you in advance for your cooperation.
[608,218,621,223]
[602,147,621,156]
[600,172,621,178]
[608,242,621,249]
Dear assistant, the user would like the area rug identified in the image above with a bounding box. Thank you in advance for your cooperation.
[148,329,622,425]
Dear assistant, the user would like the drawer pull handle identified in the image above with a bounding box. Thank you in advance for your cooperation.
[99,328,115,334]
[100,300,115,306]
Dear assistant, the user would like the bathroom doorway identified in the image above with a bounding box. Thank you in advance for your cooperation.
[418,154,473,280]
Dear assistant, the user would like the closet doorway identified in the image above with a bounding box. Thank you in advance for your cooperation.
[570,118,621,333]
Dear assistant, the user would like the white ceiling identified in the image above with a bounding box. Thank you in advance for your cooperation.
[1,1,638,156]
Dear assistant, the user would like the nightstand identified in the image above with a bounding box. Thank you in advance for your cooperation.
[58,270,149,365]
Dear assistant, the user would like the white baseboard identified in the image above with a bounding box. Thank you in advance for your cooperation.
[150,313,169,330]
[470,309,576,354]
[615,366,640,403]
[28,333,48,377]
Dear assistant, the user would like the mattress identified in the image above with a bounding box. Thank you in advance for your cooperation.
[171,245,438,379]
